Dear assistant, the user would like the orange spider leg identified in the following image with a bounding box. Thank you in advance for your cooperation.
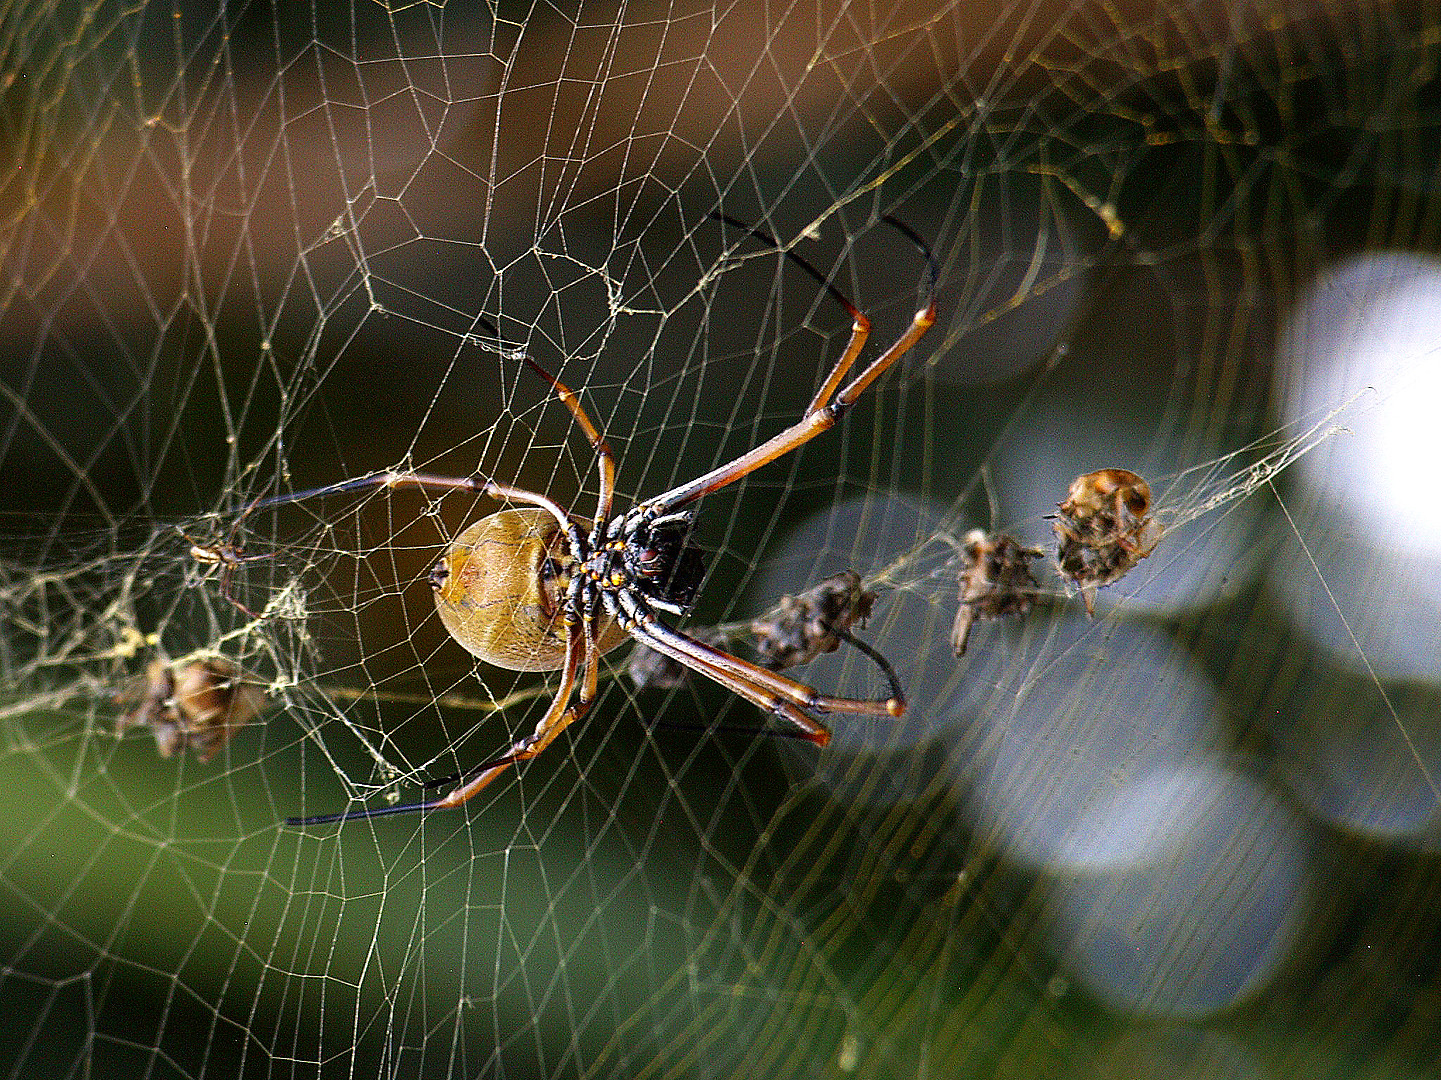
[648,217,937,514]
[250,362,619,535]
[519,354,618,525]
[644,301,934,513]
[805,314,870,415]
[286,617,590,825]
[627,618,835,744]
[249,471,575,537]
[426,622,591,811]
[708,213,872,415]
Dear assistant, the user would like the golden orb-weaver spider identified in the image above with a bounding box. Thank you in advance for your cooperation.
[240,215,936,825]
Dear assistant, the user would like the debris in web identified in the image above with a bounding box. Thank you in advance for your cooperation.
[950,530,1045,656]
[1052,468,1162,616]
[116,656,267,762]
[751,570,906,713]
[751,570,876,669]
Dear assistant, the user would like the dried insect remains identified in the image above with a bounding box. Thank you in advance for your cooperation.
[950,531,1044,656]
[117,657,266,762]
[748,571,903,705]
[751,570,874,668]
[1053,468,1159,615]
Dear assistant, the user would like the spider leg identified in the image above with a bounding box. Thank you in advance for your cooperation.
[642,301,932,513]
[645,218,937,514]
[214,563,262,621]
[626,618,834,744]
[626,611,904,747]
[465,312,617,522]
[709,213,872,414]
[425,622,592,810]
[285,619,588,826]
[245,471,576,537]
[518,355,618,526]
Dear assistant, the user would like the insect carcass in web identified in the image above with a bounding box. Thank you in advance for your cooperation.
[117,657,266,762]
[1053,468,1159,615]
[750,570,903,697]
[949,530,1044,656]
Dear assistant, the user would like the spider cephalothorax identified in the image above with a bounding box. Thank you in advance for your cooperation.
[614,510,706,613]
[230,214,936,825]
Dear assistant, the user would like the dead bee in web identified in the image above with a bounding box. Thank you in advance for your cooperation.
[1053,468,1160,616]
[950,530,1045,656]
[750,571,905,708]
[116,657,267,762]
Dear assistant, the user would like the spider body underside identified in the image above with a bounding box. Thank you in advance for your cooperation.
[253,216,937,825]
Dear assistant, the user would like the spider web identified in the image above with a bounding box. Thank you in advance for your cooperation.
[3,1,1440,1077]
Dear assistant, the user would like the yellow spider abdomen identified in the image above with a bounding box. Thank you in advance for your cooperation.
[431,507,626,671]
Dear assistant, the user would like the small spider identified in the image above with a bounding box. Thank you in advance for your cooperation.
[240,214,936,825]
[950,530,1044,656]
[117,657,267,762]
[179,522,270,618]
[1053,468,1159,615]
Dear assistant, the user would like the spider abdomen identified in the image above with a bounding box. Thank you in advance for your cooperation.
[432,508,626,671]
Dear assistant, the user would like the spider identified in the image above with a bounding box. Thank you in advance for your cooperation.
[178,524,270,618]
[239,214,936,825]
